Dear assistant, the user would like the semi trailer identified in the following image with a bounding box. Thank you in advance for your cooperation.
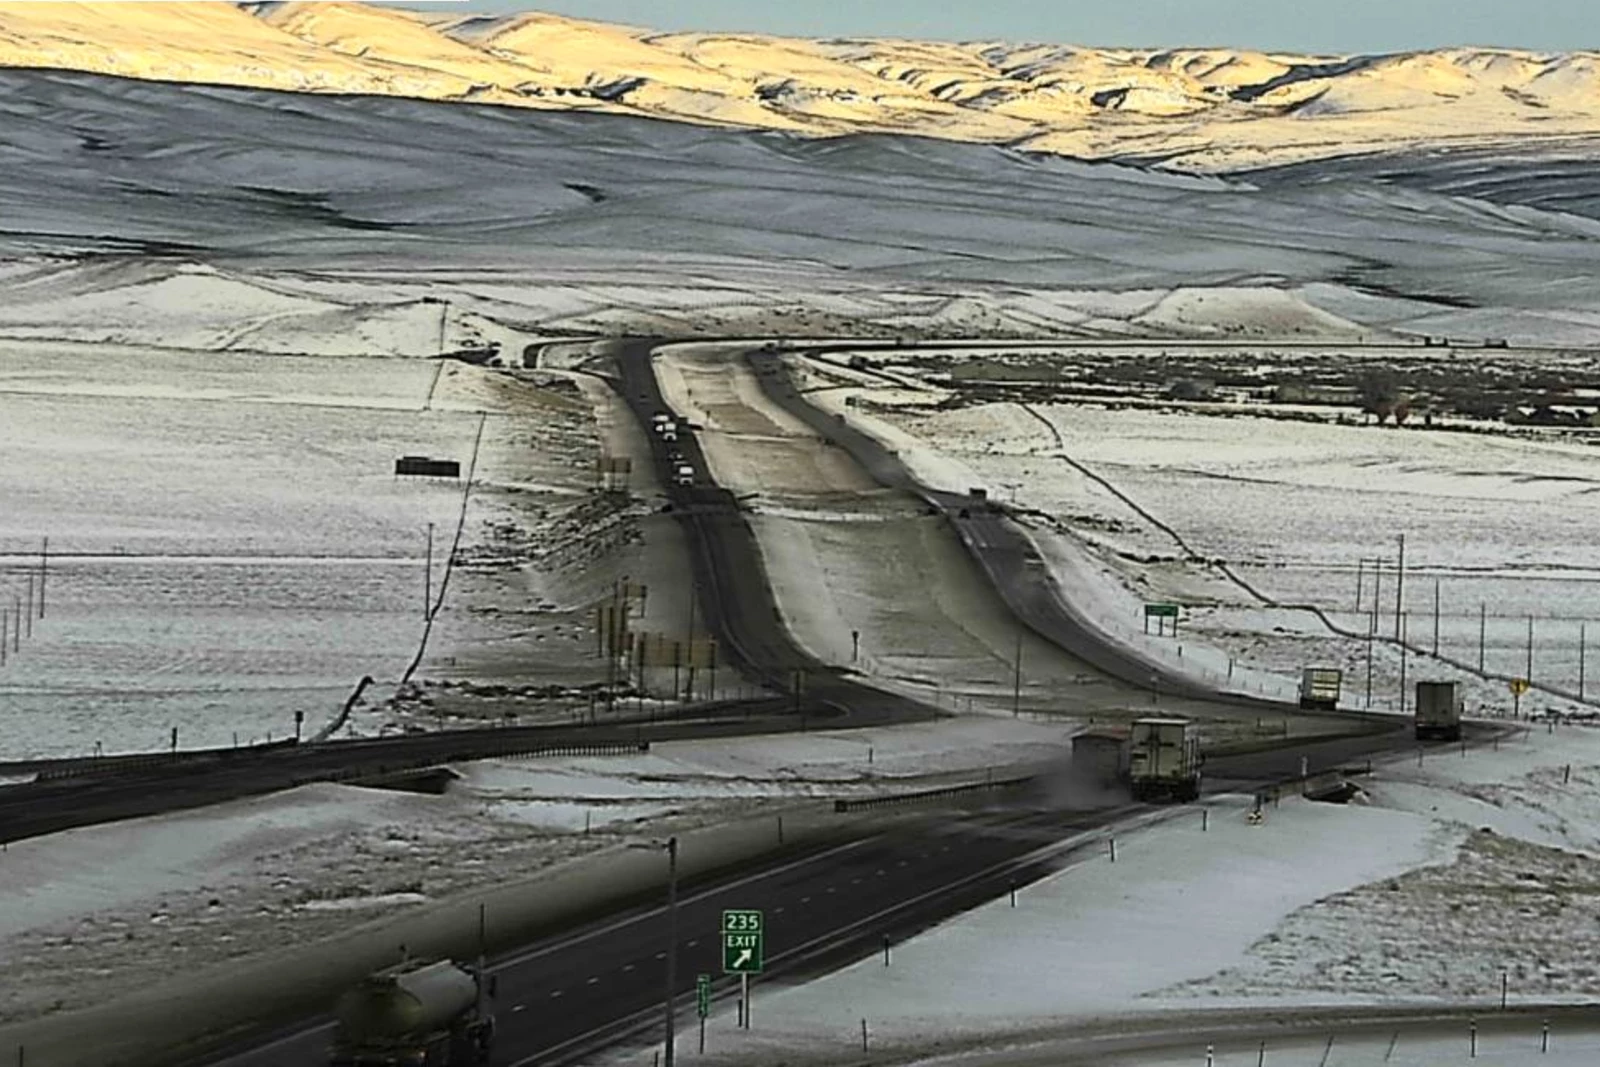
[1414,680,1464,741]
[330,959,495,1067]
[1128,717,1202,802]
[1298,667,1343,710]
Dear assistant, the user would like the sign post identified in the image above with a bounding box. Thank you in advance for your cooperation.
[696,974,710,1053]
[721,909,764,1029]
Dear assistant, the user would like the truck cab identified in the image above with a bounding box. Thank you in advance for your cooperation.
[674,464,694,486]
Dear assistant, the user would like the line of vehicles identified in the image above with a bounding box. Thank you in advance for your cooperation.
[1299,666,1464,741]
[652,412,695,485]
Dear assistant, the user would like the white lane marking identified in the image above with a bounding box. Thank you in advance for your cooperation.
[586,977,600,985]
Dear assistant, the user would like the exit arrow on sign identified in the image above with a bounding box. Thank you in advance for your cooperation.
[732,948,752,969]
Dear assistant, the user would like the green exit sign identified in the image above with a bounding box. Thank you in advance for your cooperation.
[721,909,765,973]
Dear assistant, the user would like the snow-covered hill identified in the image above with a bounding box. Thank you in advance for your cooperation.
[1,1,1598,170]
[1,58,1598,346]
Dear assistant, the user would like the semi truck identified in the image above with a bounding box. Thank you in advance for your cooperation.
[330,959,495,1067]
[1298,668,1343,710]
[1414,680,1464,741]
[1128,717,1202,802]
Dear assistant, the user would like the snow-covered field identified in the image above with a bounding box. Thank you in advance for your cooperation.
[0,336,637,757]
[0,718,1066,1025]
[641,724,1600,1067]
[802,355,1600,716]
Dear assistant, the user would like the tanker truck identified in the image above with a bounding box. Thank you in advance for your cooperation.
[330,958,495,1067]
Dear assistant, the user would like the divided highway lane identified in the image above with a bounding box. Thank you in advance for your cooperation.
[611,340,935,728]
[204,802,1129,1067]
[747,348,1285,709]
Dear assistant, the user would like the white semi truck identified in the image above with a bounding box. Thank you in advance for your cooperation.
[1414,680,1464,741]
[1298,667,1343,710]
[330,959,495,1067]
[1128,717,1202,802]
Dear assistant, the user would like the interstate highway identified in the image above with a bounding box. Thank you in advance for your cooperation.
[202,720,1440,1067]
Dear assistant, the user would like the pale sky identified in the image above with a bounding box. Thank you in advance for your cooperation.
[395,0,1594,52]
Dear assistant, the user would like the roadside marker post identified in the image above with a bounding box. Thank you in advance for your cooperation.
[696,974,709,1053]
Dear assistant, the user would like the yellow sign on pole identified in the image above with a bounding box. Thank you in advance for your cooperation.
[1510,677,1531,696]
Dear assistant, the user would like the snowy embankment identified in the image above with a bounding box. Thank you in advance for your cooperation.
[797,352,1600,720]
[652,724,1600,1067]
[0,719,1064,1031]
[785,357,1296,704]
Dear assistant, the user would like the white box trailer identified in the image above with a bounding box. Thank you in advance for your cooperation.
[1128,717,1201,802]
[1415,680,1463,741]
[1299,668,1342,710]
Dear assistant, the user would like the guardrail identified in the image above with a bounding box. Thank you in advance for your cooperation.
[300,741,653,788]
[833,774,1033,813]
[493,741,651,760]
[29,740,302,783]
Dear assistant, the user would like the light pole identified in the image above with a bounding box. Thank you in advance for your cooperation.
[631,836,680,1067]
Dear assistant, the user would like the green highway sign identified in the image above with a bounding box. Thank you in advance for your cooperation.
[721,909,765,974]
[721,909,762,934]
[696,973,711,1018]
[1144,603,1180,618]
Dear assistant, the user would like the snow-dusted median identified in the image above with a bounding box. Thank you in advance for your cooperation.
[621,723,1600,1067]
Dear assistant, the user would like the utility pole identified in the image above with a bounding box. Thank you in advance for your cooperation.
[1478,603,1487,673]
[1399,611,1408,715]
[1394,534,1406,642]
[1432,577,1440,657]
[663,837,679,1067]
[1527,614,1535,682]
[424,522,434,621]
[1355,558,1364,614]
[685,593,697,703]
[24,574,33,639]
[39,535,47,619]
[1582,623,1588,701]
[1011,628,1022,717]
[1365,618,1375,709]
[10,598,17,654]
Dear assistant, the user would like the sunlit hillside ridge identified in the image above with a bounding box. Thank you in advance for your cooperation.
[1,1,1598,169]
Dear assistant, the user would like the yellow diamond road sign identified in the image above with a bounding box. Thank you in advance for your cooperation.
[1510,677,1531,696]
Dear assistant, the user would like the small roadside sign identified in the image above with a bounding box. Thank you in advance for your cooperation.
[1143,603,1181,636]
[1510,677,1531,696]
[696,974,711,1018]
[721,909,765,974]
